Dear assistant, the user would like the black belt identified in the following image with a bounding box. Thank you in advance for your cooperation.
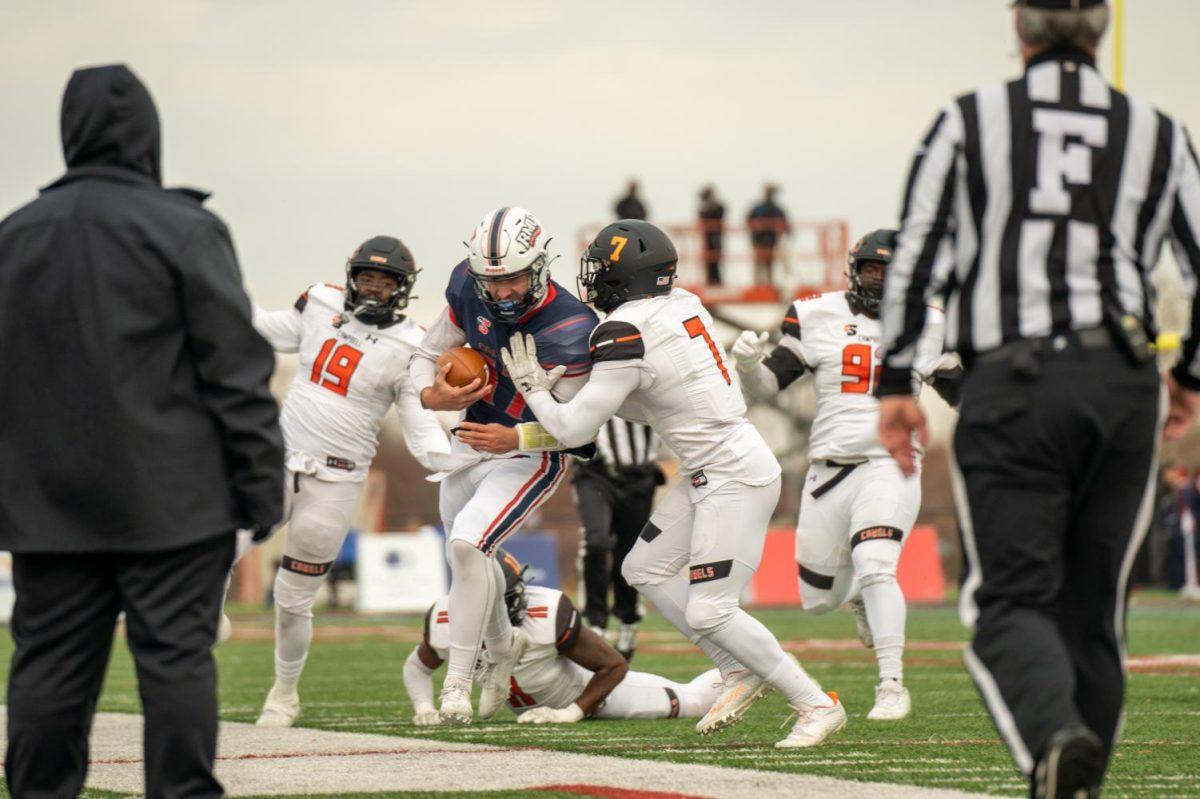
[973,327,1112,366]
[810,461,861,499]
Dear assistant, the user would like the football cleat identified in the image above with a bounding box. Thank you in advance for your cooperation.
[848,596,873,649]
[695,668,771,735]
[478,628,529,720]
[867,678,911,721]
[255,683,300,728]
[615,622,637,662]
[1033,725,1103,799]
[438,675,474,725]
[775,691,848,749]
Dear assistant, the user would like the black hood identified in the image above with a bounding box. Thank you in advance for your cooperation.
[60,64,161,183]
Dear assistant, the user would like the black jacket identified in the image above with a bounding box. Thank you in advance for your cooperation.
[0,64,284,553]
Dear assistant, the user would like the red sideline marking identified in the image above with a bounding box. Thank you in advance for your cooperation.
[533,786,714,799]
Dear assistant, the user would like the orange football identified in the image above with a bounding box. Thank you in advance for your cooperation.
[436,346,491,388]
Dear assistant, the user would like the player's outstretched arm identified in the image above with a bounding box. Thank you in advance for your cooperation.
[560,624,629,717]
[502,333,637,448]
[393,364,452,468]
[403,641,444,725]
[251,298,303,353]
[518,625,628,724]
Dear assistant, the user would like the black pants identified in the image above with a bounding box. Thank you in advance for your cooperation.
[6,532,235,799]
[576,468,656,628]
[953,345,1159,781]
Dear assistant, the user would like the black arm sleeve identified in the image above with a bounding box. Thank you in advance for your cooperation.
[763,346,807,390]
[589,321,644,362]
[554,593,583,653]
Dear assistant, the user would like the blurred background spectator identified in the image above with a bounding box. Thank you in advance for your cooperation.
[614,179,648,220]
[747,184,790,285]
[698,185,725,286]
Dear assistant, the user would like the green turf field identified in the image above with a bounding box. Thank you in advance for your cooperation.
[0,597,1196,798]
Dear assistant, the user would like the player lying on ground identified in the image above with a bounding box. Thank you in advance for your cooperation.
[403,549,721,724]
[500,220,846,749]
[409,207,599,725]
[241,235,451,727]
[731,228,961,721]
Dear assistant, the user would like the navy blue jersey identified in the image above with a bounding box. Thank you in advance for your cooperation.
[445,260,597,427]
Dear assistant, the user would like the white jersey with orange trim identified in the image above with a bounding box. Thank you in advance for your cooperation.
[425,585,586,713]
[783,291,953,461]
[590,288,780,499]
[253,283,448,482]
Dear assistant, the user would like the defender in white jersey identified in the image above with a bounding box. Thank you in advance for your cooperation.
[733,228,961,721]
[403,550,721,724]
[248,235,450,727]
[501,220,847,749]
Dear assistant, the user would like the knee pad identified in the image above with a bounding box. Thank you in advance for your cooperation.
[851,536,901,588]
[620,542,650,587]
[798,563,840,614]
[684,595,738,636]
[273,569,321,618]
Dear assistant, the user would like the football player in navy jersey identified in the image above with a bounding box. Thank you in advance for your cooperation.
[410,207,598,724]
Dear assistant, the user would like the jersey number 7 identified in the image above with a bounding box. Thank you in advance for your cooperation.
[311,339,364,397]
[683,316,731,385]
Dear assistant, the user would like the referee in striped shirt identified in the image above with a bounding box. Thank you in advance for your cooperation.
[574,418,663,660]
[876,1,1200,796]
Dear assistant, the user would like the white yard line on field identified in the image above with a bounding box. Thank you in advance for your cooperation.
[0,709,1005,798]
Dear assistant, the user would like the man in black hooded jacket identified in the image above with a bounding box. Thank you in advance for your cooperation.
[0,64,284,798]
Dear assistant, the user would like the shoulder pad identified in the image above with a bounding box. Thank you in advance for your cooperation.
[590,320,644,363]
[446,260,473,302]
[294,290,310,313]
[553,592,582,652]
[781,307,801,339]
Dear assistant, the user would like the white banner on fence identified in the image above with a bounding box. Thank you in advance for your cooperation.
[356,529,447,613]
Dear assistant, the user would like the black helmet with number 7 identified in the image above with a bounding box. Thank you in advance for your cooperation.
[578,220,678,313]
[496,548,529,626]
[846,228,897,314]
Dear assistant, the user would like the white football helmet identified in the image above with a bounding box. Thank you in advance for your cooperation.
[467,207,554,321]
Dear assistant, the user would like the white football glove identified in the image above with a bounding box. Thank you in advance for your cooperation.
[412,703,442,726]
[516,702,585,724]
[501,333,566,396]
[731,330,770,372]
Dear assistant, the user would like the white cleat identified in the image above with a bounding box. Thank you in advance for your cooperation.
[214,613,233,648]
[615,622,637,661]
[255,683,300,728]
[848,597,873,649]
[867,678,911,721]
[438,675,474,725]
[695,668,772,735]
[478,628,529,720]
[775,692,848,748]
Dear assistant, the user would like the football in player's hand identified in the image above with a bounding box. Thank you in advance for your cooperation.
[437,346,491,388]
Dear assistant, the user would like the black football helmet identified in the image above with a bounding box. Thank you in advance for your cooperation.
[344,235,419,325]
[578,220,678,313]
[846,228,896,314]
[496,548,529,626]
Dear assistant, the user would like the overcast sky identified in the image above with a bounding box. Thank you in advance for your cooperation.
[3,1,1198,322]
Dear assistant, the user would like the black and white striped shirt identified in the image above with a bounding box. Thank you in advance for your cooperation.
[878,47,1200,394]
[594,419,660,471]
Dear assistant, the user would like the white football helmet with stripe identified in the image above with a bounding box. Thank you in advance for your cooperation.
[467,206,554,321]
